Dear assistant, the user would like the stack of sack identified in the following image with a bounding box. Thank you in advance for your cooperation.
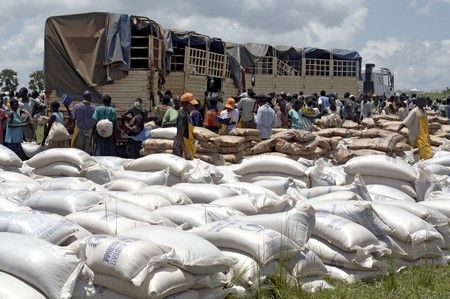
[249,129,319,160]
[77,226,238,298]
[217,135,247,164]
[24,148,111,184]
[140,127,176,156]
[193,127,224,165]
[229,128,262,155]
[343,155,419,201]
[189,205,332,292]
[232,154,310,191]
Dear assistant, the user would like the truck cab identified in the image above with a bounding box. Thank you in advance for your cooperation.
[359,63,394,98]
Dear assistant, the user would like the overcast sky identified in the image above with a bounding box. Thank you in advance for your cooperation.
[1,0,449,91]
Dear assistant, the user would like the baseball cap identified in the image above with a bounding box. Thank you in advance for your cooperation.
[180,93,198,105]
[225,98,235,109]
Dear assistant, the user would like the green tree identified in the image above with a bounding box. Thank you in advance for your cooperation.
[29,70,45,93]
[0,69,19,93]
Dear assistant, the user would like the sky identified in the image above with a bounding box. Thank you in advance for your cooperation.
[0,0,449,91]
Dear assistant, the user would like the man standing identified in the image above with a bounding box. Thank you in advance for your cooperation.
[237,90,256,128]
[255,96,277,140]
[68,91,96,154]
[397,97,432,160]
[318,90,330,113]
[173,93,198,160]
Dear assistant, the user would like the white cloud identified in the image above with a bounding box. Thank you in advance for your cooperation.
[361,37,450,90]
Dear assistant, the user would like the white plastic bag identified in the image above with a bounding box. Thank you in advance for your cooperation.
[96,119,113,138]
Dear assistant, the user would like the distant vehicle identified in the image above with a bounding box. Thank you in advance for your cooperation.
[359,63,394,98]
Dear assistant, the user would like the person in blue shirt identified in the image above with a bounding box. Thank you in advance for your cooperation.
[318,90,330,113]
[4,98,26,159]
[190,103,203,127]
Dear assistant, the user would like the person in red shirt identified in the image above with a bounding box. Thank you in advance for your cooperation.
[204,98,219,133]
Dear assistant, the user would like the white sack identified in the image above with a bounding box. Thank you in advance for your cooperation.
[308,200,393,237]
[367,185,415,202]
[233,155,308,177]
[0,232,86,299]
[306,237,387,271]
[66,211,150,235]
[139,186,193,205]
[0,271,46,299]
[93,266,194,299]
[25,190,106,215]
[111,169,169,186]
[83,164,111,185]
[288,249,327,278]
[21,141,44,159]
[26,148,96,169]
[87,200,176,227]
[152,204,245,228]
[39,177,100,191]
[104,178,150,192]
[0,211,81,245]
[325,265,386,283]
[418,199,450,218]
[210,193,288,215]
[190,219,300,264]
[150,127,177,140]
[0,196,31,212]
[313,213,389,255]
[96,119,113,138]
[0,144,23,167]
[252,178,296,195]
[172,183,238,204]
[124,154,192,176]
[221,182,281,200]
[371,203,444,245]
[343,155,417,182]
[106,191,172,211]
[92,156,131,171]
[32,162,81,177]
[82,235,169,286]
[345,174,417,199]
[222,250,277,287]
[231,205,315,248]
[123,226,236,275]
[379,235,444,260]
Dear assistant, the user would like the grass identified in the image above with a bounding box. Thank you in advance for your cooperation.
[231,265,450,299]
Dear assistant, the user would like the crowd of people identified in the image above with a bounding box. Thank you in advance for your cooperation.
[1,86,450,161]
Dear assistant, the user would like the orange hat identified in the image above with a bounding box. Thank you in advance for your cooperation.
[180,93,199,105]
[225,98,235,109]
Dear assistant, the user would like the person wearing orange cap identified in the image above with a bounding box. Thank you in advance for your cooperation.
[173,93,198,160]
[218,97,239,133]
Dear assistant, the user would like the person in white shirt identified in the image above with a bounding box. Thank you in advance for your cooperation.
[220,98,239,132]
[255,96,277,140]
[237,89,257,128]
[318,90,330,112]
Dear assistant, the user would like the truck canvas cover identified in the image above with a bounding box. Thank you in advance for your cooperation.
[44,12,131,101]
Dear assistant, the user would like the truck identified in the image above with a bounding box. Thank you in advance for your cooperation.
[359,63,395,98]
[44,12,363,113]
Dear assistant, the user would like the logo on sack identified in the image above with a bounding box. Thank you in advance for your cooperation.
[239,223,264,233]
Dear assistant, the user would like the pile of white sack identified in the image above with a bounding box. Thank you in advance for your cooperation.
[0,144,449,298]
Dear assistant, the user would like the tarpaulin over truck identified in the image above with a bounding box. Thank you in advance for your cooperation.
[44,12,132,102]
